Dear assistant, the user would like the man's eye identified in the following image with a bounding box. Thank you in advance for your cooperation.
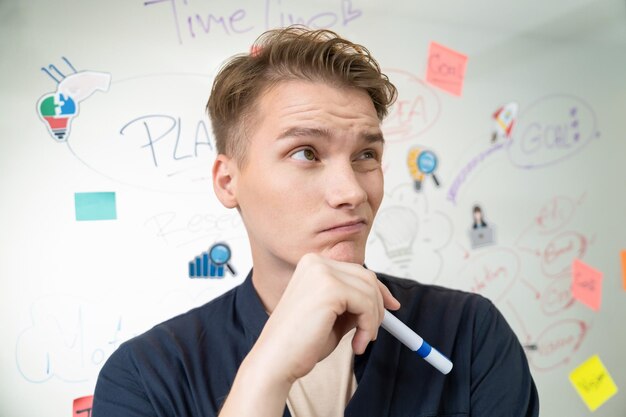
[291,148,317,161]
[359,150,378,160]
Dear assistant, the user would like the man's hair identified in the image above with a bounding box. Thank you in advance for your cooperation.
[206,25,397,165]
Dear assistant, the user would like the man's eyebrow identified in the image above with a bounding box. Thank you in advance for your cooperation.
[276,127,332,140]
[276,127,385,144]
[361,131,385,145]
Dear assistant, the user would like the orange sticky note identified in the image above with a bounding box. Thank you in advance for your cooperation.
[569,355,618,411]
[571,259,603,311]
[620,250,626,290]
[73,395,93,416]
[425,41,468,96]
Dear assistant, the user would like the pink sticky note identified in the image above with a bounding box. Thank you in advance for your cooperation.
[425,41,468,96]
[73,395,93,416]
[571,259,603,311]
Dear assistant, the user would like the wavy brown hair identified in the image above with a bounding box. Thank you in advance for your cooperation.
[206,25,397,165]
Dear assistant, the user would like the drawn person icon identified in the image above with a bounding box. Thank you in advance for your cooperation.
[472,205,488,229]
[469,205,495,248]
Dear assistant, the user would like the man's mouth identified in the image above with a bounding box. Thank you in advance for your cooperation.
[320,219,367,234]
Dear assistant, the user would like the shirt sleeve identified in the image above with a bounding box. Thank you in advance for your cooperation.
[92,344,158,417]
[470,301,540,417]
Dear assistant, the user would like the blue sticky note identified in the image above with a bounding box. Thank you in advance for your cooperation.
[74,192,117,221]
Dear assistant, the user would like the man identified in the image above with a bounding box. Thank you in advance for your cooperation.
[93,26,539,417]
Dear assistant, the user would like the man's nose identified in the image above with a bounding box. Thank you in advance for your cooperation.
[325,162,368,209]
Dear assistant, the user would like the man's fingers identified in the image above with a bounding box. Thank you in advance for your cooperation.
[289,254,401,358]
[330,263,387,321]
[330,259,400,314]
[378,281,401,311]
[351,328,372,355]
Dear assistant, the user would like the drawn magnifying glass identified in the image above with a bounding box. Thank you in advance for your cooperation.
[209,243,236,275]
[417,150,440,187]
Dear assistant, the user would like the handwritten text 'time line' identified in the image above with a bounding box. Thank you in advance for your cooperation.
[144,0,363,44]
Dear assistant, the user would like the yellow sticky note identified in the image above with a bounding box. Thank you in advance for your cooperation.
[569,355,618,411]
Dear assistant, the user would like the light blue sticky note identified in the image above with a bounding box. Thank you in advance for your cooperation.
[74,192,117,221]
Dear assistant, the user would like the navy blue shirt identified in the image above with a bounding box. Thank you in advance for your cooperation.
[93,272,539,416]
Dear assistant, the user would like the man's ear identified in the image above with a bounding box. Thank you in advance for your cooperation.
[212,154,239,209]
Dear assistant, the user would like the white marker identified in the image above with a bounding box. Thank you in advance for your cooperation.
[381,310,453,375]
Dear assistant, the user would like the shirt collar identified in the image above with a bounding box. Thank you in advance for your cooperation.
[234,269,270,346]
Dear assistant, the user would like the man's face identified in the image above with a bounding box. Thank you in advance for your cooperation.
[231,80,384,270]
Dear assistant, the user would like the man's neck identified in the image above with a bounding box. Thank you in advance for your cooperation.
[250,256,295,313]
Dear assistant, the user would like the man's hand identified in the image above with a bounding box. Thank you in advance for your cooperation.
[252,253,400,383]
[219,253,400,417]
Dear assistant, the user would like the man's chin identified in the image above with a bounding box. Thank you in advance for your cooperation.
[319,242,366,264]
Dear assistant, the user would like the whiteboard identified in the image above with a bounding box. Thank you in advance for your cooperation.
[1,0,625,415]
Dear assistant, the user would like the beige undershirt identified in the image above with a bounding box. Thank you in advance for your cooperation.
[286,329,358,417]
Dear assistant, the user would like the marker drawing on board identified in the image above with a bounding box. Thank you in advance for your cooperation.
[381,310,453,375]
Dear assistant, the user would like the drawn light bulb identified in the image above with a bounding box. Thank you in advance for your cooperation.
[38,93,77,141]
[373,206,419,271]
